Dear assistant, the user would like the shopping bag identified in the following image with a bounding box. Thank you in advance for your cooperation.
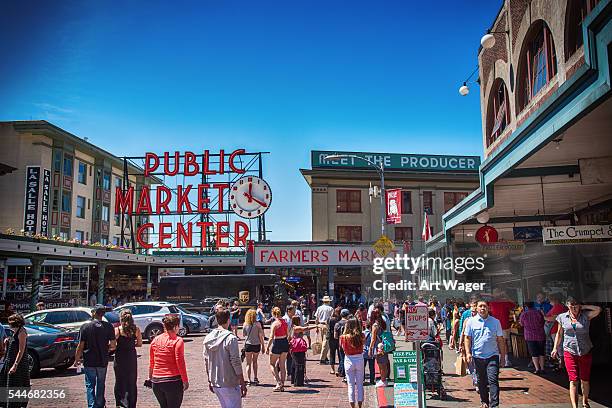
[455,355,467,376]
[312,340,322,355]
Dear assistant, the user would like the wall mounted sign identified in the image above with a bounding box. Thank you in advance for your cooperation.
[543,225,612,245]
[40,169,51,237]
[23,166,41,234]
[476,225,498,244]
[312,150,480,172]
[386,188,402,224]
[254,244,403,267]
[513,226,542,241]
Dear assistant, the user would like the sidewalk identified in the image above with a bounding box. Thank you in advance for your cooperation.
[379,334,609,408]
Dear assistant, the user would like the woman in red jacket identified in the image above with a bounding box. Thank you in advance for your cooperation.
[148,315,189,408]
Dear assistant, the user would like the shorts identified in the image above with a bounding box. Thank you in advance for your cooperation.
[526,340,545,357]
[271,338,290,355]
[564,351,592,382]
[375,352,389,365]
[245,344,261,353]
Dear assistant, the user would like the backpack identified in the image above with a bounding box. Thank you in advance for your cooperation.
[380,330,395,353]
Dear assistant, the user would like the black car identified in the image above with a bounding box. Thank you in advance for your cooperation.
[4,322,78,377]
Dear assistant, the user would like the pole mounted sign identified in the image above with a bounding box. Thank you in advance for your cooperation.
[404,305,429,341]
[312,151,480,172]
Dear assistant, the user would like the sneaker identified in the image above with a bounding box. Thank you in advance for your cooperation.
[376,380,386,387]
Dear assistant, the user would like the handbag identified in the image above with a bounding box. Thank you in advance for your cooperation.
[241,324,254,362]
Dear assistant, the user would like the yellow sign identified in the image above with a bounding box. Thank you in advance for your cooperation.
[373,235,394,257]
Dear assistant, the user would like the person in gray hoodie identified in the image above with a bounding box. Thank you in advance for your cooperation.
[203,309,247,408]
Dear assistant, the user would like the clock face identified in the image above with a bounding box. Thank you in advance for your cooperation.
[229,176,272,219]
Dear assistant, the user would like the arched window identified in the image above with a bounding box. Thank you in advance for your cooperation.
[486,79,510,147]
[565,0,600,60]
[517,20,558,112]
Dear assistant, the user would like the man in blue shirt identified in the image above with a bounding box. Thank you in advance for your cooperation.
[533,292,552,314]
[465,300,506,408]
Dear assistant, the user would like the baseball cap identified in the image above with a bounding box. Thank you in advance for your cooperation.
[341,309,350,317]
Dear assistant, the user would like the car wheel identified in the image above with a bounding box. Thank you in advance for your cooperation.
[28,350,40,378]
[145,324,164,342]
[178,327,187,337]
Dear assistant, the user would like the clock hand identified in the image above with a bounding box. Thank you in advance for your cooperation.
[248,183,253,202]
[243,192,268,208]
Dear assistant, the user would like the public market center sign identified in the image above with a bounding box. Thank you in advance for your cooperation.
[312,150,481,172]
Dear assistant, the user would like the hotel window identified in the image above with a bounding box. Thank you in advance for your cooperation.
[62,192,71,212]
[114,176,122,190]
[52,190,59,211]
[423,191,433,215]
[337,226,362,242]
[102,204,110,222]
[63,155,73,177]
[75,230,84,242]
[401,191,412,214]
[394,227,413,243]
[78,162,87,184]
[444,192,469,213]
[103,172,111,191]
[518,21,557,111]
[336,190,361,213]
[53,151,62,172]
[76,196,86,218]
[114,213,121,227]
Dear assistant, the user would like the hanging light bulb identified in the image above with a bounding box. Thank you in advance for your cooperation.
[481,33,496,49]
[459,82,470,96]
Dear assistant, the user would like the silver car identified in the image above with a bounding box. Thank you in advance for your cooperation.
[114,301,184,341]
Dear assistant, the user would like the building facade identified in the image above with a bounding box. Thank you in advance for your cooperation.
[0,121,153,246]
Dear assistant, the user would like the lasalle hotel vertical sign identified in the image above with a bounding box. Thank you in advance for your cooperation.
[23,166,51,236]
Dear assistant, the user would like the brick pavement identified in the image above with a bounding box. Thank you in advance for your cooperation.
[29,332,377,408]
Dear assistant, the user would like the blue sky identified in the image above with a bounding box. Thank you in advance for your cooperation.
[0,0,501,242]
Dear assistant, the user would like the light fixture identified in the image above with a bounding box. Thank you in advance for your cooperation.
[480,29,510,50]
[476,211,490,224]
[459,82,469,96]
[553,138,562,150]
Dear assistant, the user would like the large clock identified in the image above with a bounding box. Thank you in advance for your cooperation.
[229,176,272,219]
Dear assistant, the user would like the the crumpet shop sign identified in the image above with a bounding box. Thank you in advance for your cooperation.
[312,151,480,172]
[543,225,612,245]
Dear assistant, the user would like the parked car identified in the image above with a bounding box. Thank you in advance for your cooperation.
[24,307,120,331]
[3,322,78,377]
[114,301,184,341]
[176,305,209,334]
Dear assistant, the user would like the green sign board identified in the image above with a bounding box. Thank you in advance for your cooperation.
[393,350,418,383]
[312,150,480,172]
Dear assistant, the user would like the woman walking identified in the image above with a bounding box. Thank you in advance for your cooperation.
[148,315,189,408]
[552,297,601,408]
[265,307,289,392]
[114,309,143,408]
[341,318,365,408]
[0,314,29,408]
[242,309,265,385]
[369,309,389,387]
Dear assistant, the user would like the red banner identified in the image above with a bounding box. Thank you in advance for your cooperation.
[385,188,402,224]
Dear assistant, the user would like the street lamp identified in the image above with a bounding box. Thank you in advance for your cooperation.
[323,154,388,299]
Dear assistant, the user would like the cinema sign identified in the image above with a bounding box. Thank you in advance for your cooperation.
[254,244,403,267]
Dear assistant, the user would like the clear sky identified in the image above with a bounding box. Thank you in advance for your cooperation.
[0,0,501,242]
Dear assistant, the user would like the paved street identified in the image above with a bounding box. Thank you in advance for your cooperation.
[29,332,373,408]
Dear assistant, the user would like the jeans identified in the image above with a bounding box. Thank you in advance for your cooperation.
[329,340,339,367]
[152,380,184,408]
[213,386,242,408]
[286,352,293,382]
[84,366,108,408]
[338,346,346,377]
[474,355,500,407]
[344,354,365,403]
[364,358,375,383]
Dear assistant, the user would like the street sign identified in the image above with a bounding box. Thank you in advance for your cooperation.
[373,235,394,257]
[405,305,429,341]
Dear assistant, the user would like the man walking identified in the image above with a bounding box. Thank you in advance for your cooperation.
[465,300,506,408]
[315,296,334,364]
[334,309,350,378]
[204,309,248,408]
[75,305,116,408]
